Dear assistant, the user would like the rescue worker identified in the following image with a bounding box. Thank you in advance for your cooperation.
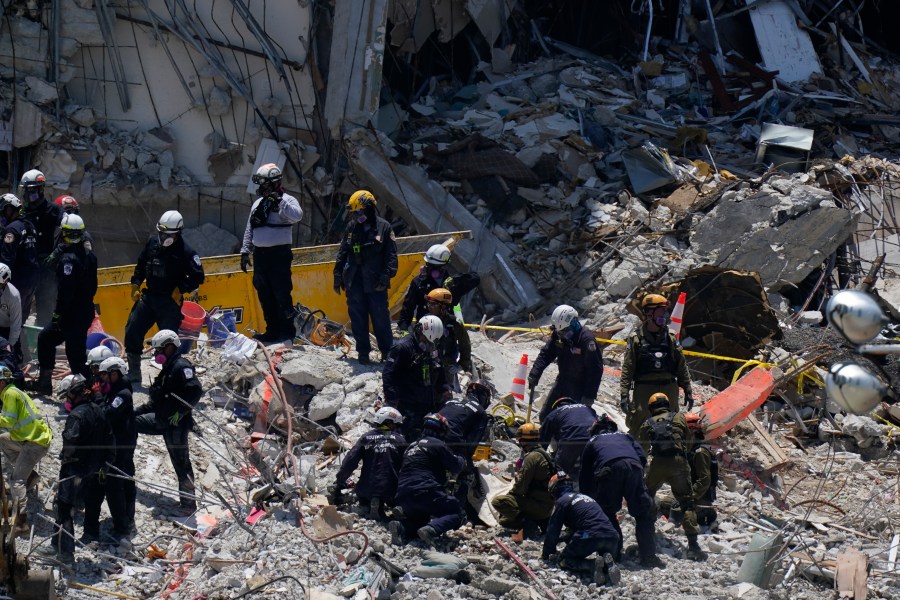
[620,293,695,437]
[685,412,718,528]
[388,414,466,546]
[86,345,114,396]
[125,211,204,383]
[382,315,446,440]
[330,406,406,519]
[542,473,621,586]
[48,195,93,261]
[540,396,596,483]
[134,330,203,515]
[239,163,303,343]
[424,288,472,386]
[437,379,491,460]
[54,195,80,215]
[333,190,397,365]
[0,262,23,364]
[0,365,51,530]
[396,243,480,334]
[19,170,62,324]
[490,423,554,537]
[98,357,137,533]
[51,371,113,562]
[0,194,38,325]
[579,414,662,568]
[0,337,24,388]
[528,305,603,422]
[35,214,97,394]
[640,392,706,561]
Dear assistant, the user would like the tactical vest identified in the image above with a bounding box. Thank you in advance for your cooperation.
[690,445,718,502]
[526,447,553,494]
[647,413,681,456]
[634,332,676,379]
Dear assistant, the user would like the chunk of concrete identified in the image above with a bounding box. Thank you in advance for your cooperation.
[280,351,352,389]
[182,223,240,257]
[25,76,59,105]
[308,382,345,421]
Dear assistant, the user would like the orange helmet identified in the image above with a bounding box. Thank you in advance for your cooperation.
[516,423,540,444]
[648,392,670,413]
[426,288,453,305]
[641,293,669,311]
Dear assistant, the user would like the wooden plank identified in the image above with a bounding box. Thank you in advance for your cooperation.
[835,549,868,600]
[746,413,790,468]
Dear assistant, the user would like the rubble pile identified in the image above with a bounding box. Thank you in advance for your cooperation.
[15,335,899,599]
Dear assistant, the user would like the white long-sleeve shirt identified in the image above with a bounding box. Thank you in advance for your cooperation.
[240,193,303,253]
[0,283,22,346]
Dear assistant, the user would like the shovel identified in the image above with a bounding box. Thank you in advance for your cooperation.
[525,383,536,422]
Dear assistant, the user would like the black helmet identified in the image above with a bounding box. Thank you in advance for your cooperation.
[591,414,618,435]
[466,379,493,408]
[548,472,572,497]
[422,413,449,437]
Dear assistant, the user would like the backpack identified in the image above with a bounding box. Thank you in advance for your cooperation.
[647,413,679,457]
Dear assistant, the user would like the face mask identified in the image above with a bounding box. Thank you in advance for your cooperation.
[562,329,575,341]
[654,312,670,327]
[27,191,41,203]
[154,352,168,365]
[430,269,442,280]
[100,382,111,394]
[419,341,431,351]
[356,214,367,224]
[161,236,175,247]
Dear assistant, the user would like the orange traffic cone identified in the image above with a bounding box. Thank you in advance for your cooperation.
[510,353,528,401]
[669,292,686,340]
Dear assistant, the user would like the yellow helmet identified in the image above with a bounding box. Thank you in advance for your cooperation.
[641,293,669,311]
[426,288,453,305]
[648,392,670,413]
[348,190,376,212]
[517,423,540,444]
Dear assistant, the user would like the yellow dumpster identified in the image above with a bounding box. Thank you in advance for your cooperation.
[94,231,472,344]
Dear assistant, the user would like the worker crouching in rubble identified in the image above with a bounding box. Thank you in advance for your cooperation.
[134,330,202,516]
[540,396,596,484]
[620,293,695,439]
[330,407,406,519]
[528,305,603,423]
[640,392,707,562]
[491,423,554,538]
[542,473,621,586]
[437,379,492,504]
[389,414,466,547]
[685,412,718,529]
[579,414,662,568]
[423,288,472,388]
[382,315,446,440]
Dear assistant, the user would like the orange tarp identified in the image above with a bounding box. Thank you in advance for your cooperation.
[699,367,776,439]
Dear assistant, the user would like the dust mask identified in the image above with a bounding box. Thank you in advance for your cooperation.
[100,382,111,394]
[357,214,367,224]
[161,237,175,247]
[154,352,168,365]
[654,313,669,327]
[430,269,442,280]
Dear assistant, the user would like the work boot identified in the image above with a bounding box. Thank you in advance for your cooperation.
[639,554,666,569]
[357,353,371,366]
[79,531,100,547]
[368,497,382,519]
[252,331,277,344]
[388,520,405,546]
[126,353,142,384]
[33,369,52,396]
[686,535,708,562]
[417,525,438,547]
[593,552,620,586]
[522,520,541,540]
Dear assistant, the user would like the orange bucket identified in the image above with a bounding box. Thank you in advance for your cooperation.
[180,301,207,334]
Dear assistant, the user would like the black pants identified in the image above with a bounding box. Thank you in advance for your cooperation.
[37,311,92,379]
[54,465,85,556]
[588,458,656,560]
[252,245,295,338]
[124,293,182,355]
[82,468,129,538]
[538,382,594,422]
[560,534,620,572]
[135,414,195,507]
[36,262,57,325]
[346,281,392,357]
[14,275,38,322]
[0,327,24,369]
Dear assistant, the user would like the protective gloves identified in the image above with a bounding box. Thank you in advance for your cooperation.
[374,275,389,292]
[619,395,630,414]
[333,278,344,295]
[130,284,142,302]
[685,396,695,411]
[168,411,183,427]
[240,253,251,273]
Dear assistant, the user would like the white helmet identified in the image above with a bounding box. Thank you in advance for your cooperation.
[825,290,886,345]
[424,244,451,266]
[0,263,11,285]
[19,169,45,189]
[150,329,180,350]
[98,356,129,376]
[0,194,22,212]
[417,315,444,342]
[370,406,403,425]
[60,213,85,243]
[157,210,184,233]
[825,362,887,415]
[550,305,578,330]
[86,345,114,366]
[57,373,87,398]
[252,163,283,185]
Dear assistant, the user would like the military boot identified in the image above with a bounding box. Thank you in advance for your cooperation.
[686,535,708,562]
[593,552,621,586]
[126,353,142,384]
[33,369,52,396]
[388,520,405,546]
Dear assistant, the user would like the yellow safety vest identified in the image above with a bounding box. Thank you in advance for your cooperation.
[0,384,52,447]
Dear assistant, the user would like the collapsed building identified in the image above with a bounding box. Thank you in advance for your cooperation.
[1,0,899,598]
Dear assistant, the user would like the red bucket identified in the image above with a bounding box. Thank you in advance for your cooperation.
[180,301,207,334]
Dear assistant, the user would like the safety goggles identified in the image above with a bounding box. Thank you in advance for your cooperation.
[251,174,273,185]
